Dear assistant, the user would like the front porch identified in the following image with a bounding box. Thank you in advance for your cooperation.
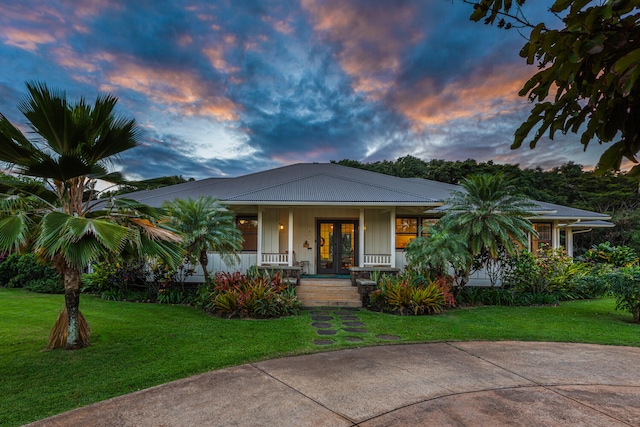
[255,206,411,275]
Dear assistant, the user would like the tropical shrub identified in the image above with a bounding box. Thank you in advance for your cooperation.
[368,272,453,315]
[605,266,640,323]
[0,253,62,293]
[82,256,197,304]
[205,270,299,318]
[578,242,638,268]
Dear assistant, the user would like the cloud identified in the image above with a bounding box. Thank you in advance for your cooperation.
[1,28,55,52]
[100,58,239,121]
[302,0,421,98]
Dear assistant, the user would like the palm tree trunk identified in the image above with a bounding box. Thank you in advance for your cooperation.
[47,264,91,349]
[200,250,210,283]
[64,265,82,348]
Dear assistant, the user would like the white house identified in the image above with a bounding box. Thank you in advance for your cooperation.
[124,162,613,285]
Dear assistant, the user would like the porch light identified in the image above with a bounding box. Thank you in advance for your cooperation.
[279,223,284,230]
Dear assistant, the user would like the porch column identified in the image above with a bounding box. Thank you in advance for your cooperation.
[288,208,293,267]
[257,208,263,266]
[359,208,365,267]
[390,207,396,268]
[566,228,574,257]
[553,221,560,250]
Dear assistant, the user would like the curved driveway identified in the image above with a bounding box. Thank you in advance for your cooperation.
[27,341,640,426]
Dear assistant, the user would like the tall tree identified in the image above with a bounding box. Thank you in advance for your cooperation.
[439,173,536,286]
[468,0,640,176]
[164,196,242,283]
[0,82,183,349]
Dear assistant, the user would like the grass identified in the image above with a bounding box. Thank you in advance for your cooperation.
[1,288,639,426]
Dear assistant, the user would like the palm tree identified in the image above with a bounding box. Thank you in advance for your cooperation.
[405,221,472,285]
[0,82,183,349]
[439,173,536,286]
[164,196,242,283]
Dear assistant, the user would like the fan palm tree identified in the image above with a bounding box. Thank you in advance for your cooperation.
[0,81,183,349]
[164,196,242,283]
[438,173,536,286]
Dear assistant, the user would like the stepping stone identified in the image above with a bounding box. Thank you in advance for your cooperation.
[311,310,331,315]
[345,337,363,342]
[343,321,366,327]
[339,315,359,321]
[313,339,334,346]
[343,327,367,333]
[376,334,401,341]
[311,315,333,321]
[311,322,333,329]
[333,310,358,315]
[317,329,337,336]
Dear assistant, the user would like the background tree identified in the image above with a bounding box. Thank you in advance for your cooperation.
[439,173,536,287]
[0,82,183,349]
[467,0,640,176]
[164,196,242,283]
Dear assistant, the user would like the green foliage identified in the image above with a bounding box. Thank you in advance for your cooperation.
[578,242,639,267]
[405,225,471,284]
[164,196,242,283]
[469,1,640,176]
[205,271,299,318]
[82,256,197,304]
[0,253,62,293]
[605,266,640,323]
[368,272,453,315]
[501,248,601,301]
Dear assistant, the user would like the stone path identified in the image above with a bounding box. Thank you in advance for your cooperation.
[309,308,401,346]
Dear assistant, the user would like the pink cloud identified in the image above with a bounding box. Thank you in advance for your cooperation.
[101,58,239,121]
[1,28,55,52]
[392,63,533,129]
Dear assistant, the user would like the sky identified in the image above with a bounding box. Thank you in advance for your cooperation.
[0,0,611,180]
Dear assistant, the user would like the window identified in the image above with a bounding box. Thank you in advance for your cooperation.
[395,217,439,249]
[237,216,257,251]
[531,223,552,252]
[396,217,417,249]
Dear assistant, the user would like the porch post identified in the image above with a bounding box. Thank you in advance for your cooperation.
[553,221,560,250]
[359,208,365,267]
[288,208,293,267]
[257,208,263,266]
[390,207,396,268]
[566,228,574,257]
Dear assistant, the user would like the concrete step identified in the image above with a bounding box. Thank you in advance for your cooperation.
[296,279,361,308]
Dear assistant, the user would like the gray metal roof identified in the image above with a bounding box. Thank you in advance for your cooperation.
[121,163,611,221]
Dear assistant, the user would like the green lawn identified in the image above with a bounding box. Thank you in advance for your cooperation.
[1,288,639,426]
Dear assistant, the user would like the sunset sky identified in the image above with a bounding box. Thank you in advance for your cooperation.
[0,0,609,180]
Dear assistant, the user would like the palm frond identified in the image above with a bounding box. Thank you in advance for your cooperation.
[0,213,31,252]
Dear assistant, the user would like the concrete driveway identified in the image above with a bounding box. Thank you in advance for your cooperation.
[26,341,640,426]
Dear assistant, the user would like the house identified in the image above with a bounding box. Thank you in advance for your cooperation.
[124,163,613,286]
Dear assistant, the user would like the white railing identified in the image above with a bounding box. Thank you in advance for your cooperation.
[363,254,392,266]
[261,253,289,265]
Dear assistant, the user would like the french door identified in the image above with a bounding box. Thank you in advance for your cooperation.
[317,220,357,275]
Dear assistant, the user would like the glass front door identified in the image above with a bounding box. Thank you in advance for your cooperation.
[317,221,357,275]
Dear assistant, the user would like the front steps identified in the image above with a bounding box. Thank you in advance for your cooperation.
[296,279,362,308]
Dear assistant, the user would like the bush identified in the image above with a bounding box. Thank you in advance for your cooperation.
[0,253,62,293]
[456,287,558,306]
[82,258,153,302]
[606,266,640,323]
[82,256,197,303]
[205,270,299,318]
[368,272,453,315]
[578,242,638,268]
